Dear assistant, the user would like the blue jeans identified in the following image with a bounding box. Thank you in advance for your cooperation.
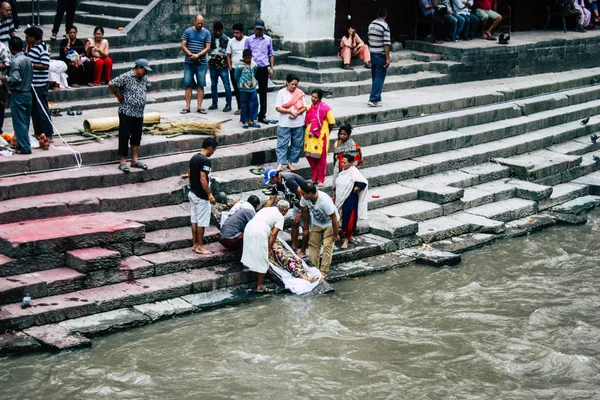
[440,13,458,40]
[240,90,258,123]
[183,62,207,87]
[369,53,387,103]
[10,91,32,154]
[453,14,466,40]
[210,67,232,106]
[276,126,304,165]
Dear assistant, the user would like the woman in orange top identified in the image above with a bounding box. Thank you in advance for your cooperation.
[339,25,371,70]
[85,26,113,85]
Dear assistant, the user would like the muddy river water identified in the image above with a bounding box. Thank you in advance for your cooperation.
[1,212,600,399]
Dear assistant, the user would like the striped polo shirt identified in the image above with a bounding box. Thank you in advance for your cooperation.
[367,18,391,54]
[0,16,13,47]
[181,26,211,64]
[27,41,50,87]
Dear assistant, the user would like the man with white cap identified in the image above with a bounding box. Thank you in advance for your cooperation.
[244,19,275,125]
[263,166,309,257]
[109,58,152,173]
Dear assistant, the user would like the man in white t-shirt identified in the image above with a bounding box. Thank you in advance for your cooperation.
[226,23,247,115]
[300,182,340,278]
[275,73,306,172]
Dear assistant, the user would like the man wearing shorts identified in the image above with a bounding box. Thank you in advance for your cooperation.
[108,59,152,173]
[188,137,218,254]
[181,14,211,114]
[263,166,309,257]
[474,0,502,40]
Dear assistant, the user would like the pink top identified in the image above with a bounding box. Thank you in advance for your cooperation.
[340,34,365,49]
[86,38,109,61]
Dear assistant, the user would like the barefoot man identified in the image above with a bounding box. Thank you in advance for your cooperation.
[188,137,218,254]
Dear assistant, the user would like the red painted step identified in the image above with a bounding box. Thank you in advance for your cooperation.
[0,268,85,305]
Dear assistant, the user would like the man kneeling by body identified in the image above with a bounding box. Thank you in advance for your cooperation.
[219,195,261,250]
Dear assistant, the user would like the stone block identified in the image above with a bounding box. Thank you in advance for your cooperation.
[0,331,41,356]
[58,308,151,337]
[84,269,123,289]
[429,233,499,254]
[393,234,423,250]
[461,187,495,209]
[133,298,195,321]
[417,217,471,243]
[397,247,461,266]
[105,241,135,257]
[66,247,121,273]
[573,171,600,195]
[327,253,415,282]
[460,163,511,184]
[331,234,396,265]
[503,215,556,238]
[120,256,155,281]
[24,325,91,352]
[368,184,418,210]
[543,212,588,225]
[181,285,266,309]
[473,180,516,201]
[449,211,506,233]
[465,198,537,223]
[401,183,464,204]
[368,212,418,239]
[538,183,589,211]
[505,179,553,201]
[442,200,463,215]
[377,200,443,222]
[552,195,600,214]
[140,244,238,276]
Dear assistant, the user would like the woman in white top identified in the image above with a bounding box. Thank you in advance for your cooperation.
[452,0,481,40]
[275,73,306,172]
[241,200,290,292]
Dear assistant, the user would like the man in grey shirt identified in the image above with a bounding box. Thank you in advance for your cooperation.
[219,195,260,250]
[0,36,32,154]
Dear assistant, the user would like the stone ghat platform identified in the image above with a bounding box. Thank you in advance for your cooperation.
[3,68,600,356]
[406,29,600,83]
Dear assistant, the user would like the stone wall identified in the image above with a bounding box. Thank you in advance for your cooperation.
[125,0,262,45]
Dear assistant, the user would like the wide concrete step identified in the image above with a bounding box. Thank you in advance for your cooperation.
[286,51,442,70]
[464,198,538,223]
[0,213,145,259]
[76,13,133,30]
[0,263,252,331]
[300,71,451,98]
[274,59,430,84]
[0,267,85,305]
[494,150,583,181]
[112,57,185,76]
[80,1,146,19]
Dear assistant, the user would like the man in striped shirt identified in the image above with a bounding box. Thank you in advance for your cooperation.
[25,26,53,140]
[367,7,391,108]
[0,2,15,48]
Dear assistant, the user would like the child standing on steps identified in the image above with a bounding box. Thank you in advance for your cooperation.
[234,49,260,129]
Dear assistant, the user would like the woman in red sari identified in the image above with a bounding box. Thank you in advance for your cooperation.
[304,89,335,186]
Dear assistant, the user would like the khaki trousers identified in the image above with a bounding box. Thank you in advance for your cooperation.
[308,225,334,273]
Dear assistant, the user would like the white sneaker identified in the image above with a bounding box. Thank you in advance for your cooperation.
[367,101,378,107]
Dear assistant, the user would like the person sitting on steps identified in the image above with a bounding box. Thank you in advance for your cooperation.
[338,25,371,70]
[473,0,503,40]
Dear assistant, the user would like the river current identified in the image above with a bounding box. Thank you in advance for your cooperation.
[1,211,600,399]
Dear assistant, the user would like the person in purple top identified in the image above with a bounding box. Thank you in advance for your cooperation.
[244,19,275,125]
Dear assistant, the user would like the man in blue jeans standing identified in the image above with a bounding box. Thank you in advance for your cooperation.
[180,15,211,114]
[208,21,232,112]
[367,7,391,108]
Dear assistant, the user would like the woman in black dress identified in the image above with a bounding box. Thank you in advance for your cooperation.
[59,25,93,87]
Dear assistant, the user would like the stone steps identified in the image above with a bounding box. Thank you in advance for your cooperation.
[80,1,147,19]
[300,71,452,98]
[285,51,442,70]
[274,59,431,84]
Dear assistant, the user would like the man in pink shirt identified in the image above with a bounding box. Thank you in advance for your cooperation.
[474,0,502,40]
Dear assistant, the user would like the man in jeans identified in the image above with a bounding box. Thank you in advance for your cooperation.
[301,182,340,278]
[0,36,31,154]
[367,7,391,108]
[208,21,232,112]
[180,15,211,114]
[226,23,246,115]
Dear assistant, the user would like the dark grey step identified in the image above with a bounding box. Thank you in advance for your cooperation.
[273,60,428,84]
[285,51,422,70]
[80,1,146,19]
[77,13,133,30]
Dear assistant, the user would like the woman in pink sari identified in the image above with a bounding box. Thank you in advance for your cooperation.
[275,73,306,172]
[304,89,335,187]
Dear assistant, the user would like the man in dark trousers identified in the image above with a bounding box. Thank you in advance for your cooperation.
[25,26,53,141]
[367,7,391,108]
[0,36,32,154]
[51,0,77,41]
[108,59,152,173]
[244,19,275,125]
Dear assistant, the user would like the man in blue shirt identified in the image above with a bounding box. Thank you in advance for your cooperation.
[244,19,275,124]
[180,15,211,114]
